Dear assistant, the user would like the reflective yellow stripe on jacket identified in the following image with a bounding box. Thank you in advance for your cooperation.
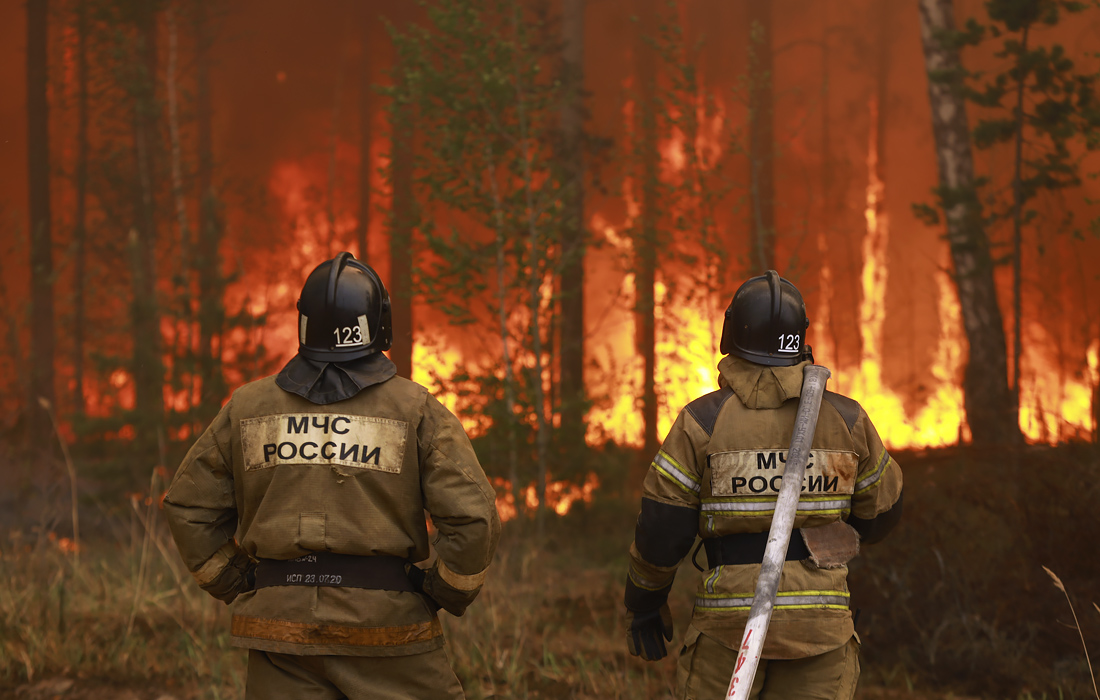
[653,449,701,496]
[695,589,851,612]
[700,495,852,517]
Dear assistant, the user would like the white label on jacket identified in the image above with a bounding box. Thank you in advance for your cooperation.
[240,414,408,473]
[708,449,858,497]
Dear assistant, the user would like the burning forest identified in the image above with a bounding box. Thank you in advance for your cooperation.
[2,0,1100,698]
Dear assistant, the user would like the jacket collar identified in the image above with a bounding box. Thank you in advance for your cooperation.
[276,352,397,405]
[717,355,810,409]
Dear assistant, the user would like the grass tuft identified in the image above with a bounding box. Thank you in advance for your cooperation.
[1042,566,1098,700]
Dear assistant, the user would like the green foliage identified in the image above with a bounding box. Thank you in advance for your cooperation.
[963,0,1099,232]
[915,1,1100,245]
[387,0,574,494]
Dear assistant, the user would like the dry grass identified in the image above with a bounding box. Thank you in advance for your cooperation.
[440,533,681,699]
[2,443,1098,699]
[0,502,244,699]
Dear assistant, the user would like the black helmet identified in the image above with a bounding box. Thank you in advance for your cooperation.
[297,251,392,362]
[720,270,809,366]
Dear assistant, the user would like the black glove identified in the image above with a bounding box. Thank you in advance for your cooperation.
[406,563,442,612]
[625,603,674,661]
[201,547,255,605]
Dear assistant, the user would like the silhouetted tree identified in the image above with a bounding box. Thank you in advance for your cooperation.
[558,0,587,449]
[746,0,775,274]
[27,0,55,450]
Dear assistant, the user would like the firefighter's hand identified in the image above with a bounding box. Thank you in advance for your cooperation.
[405,563,442,613]
[625,604,674,661]
[200,547,255,605]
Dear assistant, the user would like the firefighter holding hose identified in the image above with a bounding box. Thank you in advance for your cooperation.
[164,252,500,700]
[623,271,903,699]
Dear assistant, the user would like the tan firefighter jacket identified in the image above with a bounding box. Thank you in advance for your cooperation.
[626,355,903,659]
[164,371,501,657]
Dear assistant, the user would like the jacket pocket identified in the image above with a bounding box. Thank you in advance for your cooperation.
[298,512,327,551]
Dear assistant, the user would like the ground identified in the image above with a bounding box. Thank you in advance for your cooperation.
[2,443,1097,699]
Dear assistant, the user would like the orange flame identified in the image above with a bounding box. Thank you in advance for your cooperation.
[491,472,600,522]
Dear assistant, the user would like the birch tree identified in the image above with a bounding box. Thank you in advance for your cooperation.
[916,0,1019,444]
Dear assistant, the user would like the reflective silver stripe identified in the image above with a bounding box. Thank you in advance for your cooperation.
[653,451,700,495]
[701,498,851,513]
[705,565,723,593]
[696,595,754,609]
[357,314,373,345]
[629,565,673,591]
[299,315,308,343]
[695,593,850,610]
[855,450,890,493]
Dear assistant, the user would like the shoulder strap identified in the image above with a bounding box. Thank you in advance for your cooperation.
[822,390,861,433]
[685,386,735,437]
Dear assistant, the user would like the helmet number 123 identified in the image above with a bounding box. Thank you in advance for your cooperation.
[778,334,800,353]
[334,326,364,347]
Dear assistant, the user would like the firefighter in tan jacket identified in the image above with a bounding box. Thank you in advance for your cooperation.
[624,271,903,700]
[165,252,500,700]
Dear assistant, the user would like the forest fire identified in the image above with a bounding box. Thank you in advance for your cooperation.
[491,472,601,522]
[5,0,1099,531]
[244,63,1097,473]
[7,3,1100,698]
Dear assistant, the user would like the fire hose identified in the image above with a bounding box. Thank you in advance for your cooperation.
[724,363,832,700]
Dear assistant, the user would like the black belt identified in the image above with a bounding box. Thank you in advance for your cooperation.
[254,553,415,591]
[703,531,810,567]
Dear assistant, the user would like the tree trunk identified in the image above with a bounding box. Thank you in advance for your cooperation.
[73,0,89,417]
[506,0,551,537]
[485,142,521,525]
[130,2,165,459]
[636,0,659,461]
[357,4,374,263]
[1010,25,1030,422]
[815,0,840,372]
[747,0,775,274]
[917,0,1020,445]
[27,0,55,447]
[389,79,415,380]
[859,1,890,366]
[195,0,225,423]
[558,0,586,450]
[166,4,193,414]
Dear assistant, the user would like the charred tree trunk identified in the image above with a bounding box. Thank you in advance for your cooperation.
[635,0,659,463]
[558,0,586,450]
[918,0,1020,445]
[130,2,165,457]
[747,0,775,274]
[27,0,55,446]
[357,5,374,263]
[195,0,225,422]
[815,1,842,372]
[1010,26,1030,423]
[73,0,89,416]
[389,85,415,380]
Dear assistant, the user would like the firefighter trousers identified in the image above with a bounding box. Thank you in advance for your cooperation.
[676,628,860,700]
[245,647,465,700]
